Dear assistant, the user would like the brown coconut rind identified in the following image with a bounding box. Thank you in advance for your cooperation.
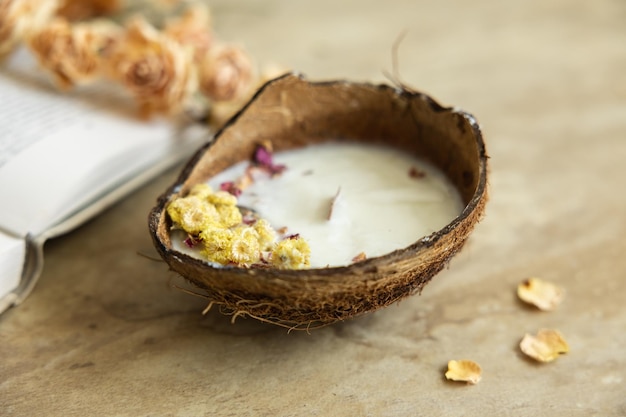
[148,73,489,329]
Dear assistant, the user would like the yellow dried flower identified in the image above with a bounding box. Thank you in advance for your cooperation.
[253,219,277,251]
[445,360,482,385]
[0,0,58,59]
[517,277,564,311]
[520,329,569,363]
[271,237,311,270]
[201,228,235,265]
[198,43,254,102]
[215,204,243,229]
[28,18,120,89]
[206,190,238,206]
[229,226,261,265]
[187,183,213,199]
[199,226,262,266]
[105,16,196,116]
[167,181,309,269]
[167,195,218,235]
[163,4,213,62]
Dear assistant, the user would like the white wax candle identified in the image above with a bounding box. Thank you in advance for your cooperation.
[200,142,464,268]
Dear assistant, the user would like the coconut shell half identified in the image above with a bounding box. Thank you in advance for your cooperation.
[148,73,489,330]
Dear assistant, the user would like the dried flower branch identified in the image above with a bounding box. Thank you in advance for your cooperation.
[105,16,196,116]
[163,3,213,62]
[198,43,254,102]
[208,62,291,127]
[0,0,59,59]
[2,1,275,122]
[56,0,121,21]
[28,17,120,89]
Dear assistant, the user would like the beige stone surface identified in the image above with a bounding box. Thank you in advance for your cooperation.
[2,0,626,415]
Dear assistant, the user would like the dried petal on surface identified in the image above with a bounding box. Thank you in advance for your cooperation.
[445,360,482,384]
[517,277,565,311]
[519,329,569,363]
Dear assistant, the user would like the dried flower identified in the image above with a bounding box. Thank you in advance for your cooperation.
[206,63,289,126]
[271,236,311,269]
[253,143,286,176]
[253,219,278,251]
[198,43,254,102]
[187,183,213,199]
[201,228,235,265]
[184,234,201,248]
[215,204,243,229]
[105,16,196,116]
[236,205,258,226]
[445,360,482,384]
[229,226,261,265]
[206,190,238,207]
[0,0,59,59]
[519,329,569,363]
[166,195,219,235]
[28,18,120,89]
[163,4,213,62]
[199,225,263,266]
[517,277,564,311]
[167,175,306,269]
[219,181,242,197]
[56,0,120,21]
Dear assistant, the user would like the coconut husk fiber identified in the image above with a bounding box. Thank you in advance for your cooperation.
[148,73,489,330]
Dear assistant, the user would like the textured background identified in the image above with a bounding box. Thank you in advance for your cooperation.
[2,0,625,415]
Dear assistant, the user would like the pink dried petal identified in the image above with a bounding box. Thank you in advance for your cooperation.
[254,144,273,166]
[253,144,286,176]
[184,234,202,248]
[268,163,286,176]
[242,214,257,225]
[219,181,242,197]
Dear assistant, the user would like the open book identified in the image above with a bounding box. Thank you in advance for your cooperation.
[0,48,210,314]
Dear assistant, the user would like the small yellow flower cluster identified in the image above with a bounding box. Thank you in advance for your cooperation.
[167,184,310,269]
[270,238,311,270]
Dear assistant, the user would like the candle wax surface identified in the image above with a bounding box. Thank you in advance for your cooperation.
[180,142,464,268]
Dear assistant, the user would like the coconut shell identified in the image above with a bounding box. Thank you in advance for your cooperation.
[148,73,489,330]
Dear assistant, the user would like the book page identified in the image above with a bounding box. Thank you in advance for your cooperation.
[0,232,26,311]
[0,48,209,237]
